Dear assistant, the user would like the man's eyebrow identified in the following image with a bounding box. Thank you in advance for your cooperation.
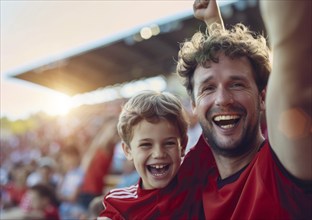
[229,75,249,82]
[202,61,212,68]
[200,76,214,85]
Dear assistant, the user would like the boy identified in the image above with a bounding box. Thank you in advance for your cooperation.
[98,90,205,219]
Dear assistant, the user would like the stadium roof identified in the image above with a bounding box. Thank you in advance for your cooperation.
[11,0,265,96]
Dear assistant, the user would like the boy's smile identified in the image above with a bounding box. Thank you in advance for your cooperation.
[147,164,170,177]
[123,119,184,190]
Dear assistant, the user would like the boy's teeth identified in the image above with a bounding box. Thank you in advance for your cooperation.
[151,165,165,169]
[148,164,170,176]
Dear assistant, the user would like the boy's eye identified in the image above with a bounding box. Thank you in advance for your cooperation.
[139,143,152,148]
[164,141,177,147]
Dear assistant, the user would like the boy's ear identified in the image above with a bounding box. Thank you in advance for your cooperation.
[122,142,133,161]
[191,100,198,117]
[181,136,188,157]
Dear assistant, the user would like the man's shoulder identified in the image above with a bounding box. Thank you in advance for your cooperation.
[255,140,272,161]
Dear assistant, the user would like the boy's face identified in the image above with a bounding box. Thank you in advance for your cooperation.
[123,119,185,190]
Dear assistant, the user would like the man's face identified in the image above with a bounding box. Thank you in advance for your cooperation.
[192,54,265,157]
[122,119,184,190]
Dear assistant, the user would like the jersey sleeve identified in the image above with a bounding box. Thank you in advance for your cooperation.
[98,195,125,220]
[179,135,215,184]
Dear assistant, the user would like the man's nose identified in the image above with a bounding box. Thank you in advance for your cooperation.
[214,87,234,106]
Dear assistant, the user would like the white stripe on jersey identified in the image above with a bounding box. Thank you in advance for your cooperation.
[106,184,139,199]
[109,184,137,193]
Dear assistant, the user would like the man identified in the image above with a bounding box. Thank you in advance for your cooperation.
[177,0,311,219]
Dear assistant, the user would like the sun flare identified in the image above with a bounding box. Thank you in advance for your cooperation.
[44,92,73,116]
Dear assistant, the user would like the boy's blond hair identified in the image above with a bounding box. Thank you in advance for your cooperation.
[118,90,189,149]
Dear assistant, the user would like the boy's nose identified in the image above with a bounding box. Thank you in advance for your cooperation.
[152,146,166,158]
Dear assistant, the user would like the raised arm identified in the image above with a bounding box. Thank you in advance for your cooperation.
[80,117,119,172]
[260,1,312,180]
[193,0,224,29]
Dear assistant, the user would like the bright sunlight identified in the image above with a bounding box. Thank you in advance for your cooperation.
[44,92,73,116]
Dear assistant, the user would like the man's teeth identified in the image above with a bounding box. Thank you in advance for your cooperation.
[220,124,235,129]
[213,115,241,129]
[214,115,240,121]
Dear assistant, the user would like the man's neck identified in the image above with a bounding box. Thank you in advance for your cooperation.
[212,137,265,179]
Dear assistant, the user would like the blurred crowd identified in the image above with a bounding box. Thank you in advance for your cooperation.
[0,97,202,220]
[1,99,133,219]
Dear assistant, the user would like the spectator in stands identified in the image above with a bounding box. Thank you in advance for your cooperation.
[78,116,120,212]
[57,145,85,220]
[23,183,60,220]
[26,157,59,190]
[1,183,60,220]
[2,162,29,209]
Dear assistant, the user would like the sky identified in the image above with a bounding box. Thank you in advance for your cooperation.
[1,0,194,120]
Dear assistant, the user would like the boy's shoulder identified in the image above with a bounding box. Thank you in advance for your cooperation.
[101,182,166,219]
[182,135,214,165]
[105,184,139,200]
[178,135,215,182]
[104,180,162,202]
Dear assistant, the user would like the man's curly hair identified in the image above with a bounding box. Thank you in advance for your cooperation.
[176,23,271,102]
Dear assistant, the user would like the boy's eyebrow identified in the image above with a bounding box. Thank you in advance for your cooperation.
[138,138,152,142]
[139,138,163,143]
[138,137,178,142]
[165,136,179,140]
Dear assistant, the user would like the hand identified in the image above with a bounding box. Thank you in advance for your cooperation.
[193,0,224,28]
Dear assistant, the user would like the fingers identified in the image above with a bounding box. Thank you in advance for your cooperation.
[193,0,209,10]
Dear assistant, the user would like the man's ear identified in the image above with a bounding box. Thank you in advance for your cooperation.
[121,142,133,161]
[260,88,266,112]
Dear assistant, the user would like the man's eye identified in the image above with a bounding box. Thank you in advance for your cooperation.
[231,82,245,89]
[202,86,215,93]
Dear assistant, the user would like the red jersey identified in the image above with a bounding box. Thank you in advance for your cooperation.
[198,138,312,220]
[44,205,60,220]
[3,182,27,206]
[99,139,213,220]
